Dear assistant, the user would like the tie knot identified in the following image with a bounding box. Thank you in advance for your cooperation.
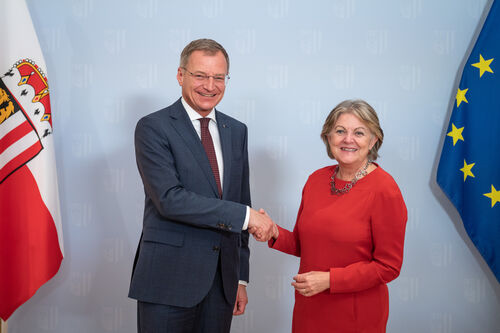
[199,117,210,128]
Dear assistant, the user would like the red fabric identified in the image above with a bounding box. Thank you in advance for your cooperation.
[270,165,407,333]
[199,117,222,197]
[0,120,34,155]
[0,141,42,182]
[0,165,63,320]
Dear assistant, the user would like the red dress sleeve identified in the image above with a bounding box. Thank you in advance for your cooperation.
[330,184,407,293]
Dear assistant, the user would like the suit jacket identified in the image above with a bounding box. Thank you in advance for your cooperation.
[128,98,251,307]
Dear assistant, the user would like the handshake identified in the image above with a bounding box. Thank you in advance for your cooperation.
[247,208,279,242]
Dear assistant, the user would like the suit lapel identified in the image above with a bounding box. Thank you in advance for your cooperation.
[216,111,232,200]
[169,100,220,197]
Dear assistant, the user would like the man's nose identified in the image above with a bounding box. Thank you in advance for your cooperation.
[204,77,215,90]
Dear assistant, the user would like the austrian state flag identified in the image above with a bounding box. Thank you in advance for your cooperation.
[0,0,64,320]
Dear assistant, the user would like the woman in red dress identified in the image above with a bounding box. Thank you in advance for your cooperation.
[268,100,407,332]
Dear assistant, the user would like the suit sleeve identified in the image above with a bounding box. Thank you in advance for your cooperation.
[135,115,247,232]
[330,185,407,293]
[239,125,250,282]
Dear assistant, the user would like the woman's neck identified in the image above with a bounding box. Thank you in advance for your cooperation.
[337,160,369,181]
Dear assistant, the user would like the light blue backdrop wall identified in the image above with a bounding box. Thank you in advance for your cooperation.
[8,0,499,332]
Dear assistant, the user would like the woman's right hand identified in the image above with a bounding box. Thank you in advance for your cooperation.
[259,208,279,240]
[259,208,280,240]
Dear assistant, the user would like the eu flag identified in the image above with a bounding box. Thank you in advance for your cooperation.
[437,0,500,283]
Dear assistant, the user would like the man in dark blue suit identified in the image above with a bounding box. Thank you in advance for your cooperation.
[129,39,274,332]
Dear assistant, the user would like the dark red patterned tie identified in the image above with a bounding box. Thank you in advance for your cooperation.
[199,117,222,197]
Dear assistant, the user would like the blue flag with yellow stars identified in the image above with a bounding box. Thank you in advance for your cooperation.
[437,0,500,283]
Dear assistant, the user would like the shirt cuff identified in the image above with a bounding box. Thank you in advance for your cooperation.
[239,280,248,286]
[242,206,250,230]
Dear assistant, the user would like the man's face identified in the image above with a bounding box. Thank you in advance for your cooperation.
[177,50,228,116]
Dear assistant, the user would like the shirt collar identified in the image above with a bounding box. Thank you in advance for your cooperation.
[181,98,217,123]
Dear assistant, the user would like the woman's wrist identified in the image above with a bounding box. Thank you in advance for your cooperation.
[272,223,279,239]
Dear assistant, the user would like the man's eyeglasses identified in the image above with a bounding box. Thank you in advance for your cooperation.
[181,67,230,85]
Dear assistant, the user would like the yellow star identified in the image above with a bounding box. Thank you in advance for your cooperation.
[471,54,494,77]
[447,123,464,145]
[456,88,468,107]
[460,159,475,181]
[484,185,500,208]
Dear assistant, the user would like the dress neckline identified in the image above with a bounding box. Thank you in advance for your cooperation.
[333,162,379,185]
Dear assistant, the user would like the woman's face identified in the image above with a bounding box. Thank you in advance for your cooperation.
[327,113,378,169]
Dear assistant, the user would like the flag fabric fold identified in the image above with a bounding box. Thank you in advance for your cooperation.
[0,0,64,320]
[437,0,500,283]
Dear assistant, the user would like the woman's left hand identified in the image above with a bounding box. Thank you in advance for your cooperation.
[292,271,330,297]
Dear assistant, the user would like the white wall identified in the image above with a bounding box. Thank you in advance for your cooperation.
[8,0,499,332]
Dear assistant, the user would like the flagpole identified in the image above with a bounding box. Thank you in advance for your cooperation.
[0,319,7,333]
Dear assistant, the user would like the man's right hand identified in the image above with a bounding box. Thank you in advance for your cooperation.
[248,208,274,242]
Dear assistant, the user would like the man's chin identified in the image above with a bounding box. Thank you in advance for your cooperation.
[191,107,214,116]
[194,102,218,113]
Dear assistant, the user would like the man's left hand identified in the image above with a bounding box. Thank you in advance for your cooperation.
[233,284,248,315]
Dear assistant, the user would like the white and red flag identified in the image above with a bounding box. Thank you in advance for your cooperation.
[0,0,63,320]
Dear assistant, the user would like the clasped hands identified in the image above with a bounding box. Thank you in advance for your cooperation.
[248,208,278,242]
[291,271,330,297]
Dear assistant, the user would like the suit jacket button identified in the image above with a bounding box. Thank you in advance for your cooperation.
[213,246,220,251]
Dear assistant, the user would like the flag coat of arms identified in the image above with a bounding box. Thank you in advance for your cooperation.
[0,0,64,320]
[437,0,500,283]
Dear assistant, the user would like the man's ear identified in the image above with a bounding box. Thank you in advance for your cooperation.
[176,67,183,86]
